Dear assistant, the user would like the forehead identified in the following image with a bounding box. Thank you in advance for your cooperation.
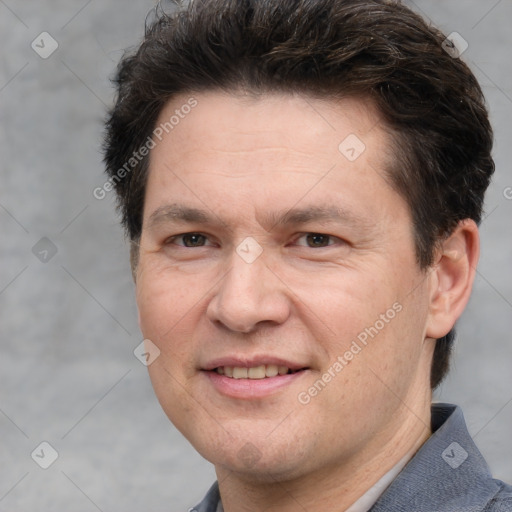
[152,90,387,158]
[144,90,405,227]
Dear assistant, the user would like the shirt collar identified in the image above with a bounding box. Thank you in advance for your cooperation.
[370,403,501,511]
[193,403,502,512]
[345,449,415,512]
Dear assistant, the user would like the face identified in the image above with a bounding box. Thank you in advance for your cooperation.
[136,91,435,480]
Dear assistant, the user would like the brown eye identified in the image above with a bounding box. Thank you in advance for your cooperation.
[179,233,208,247]
[305,233,332,248]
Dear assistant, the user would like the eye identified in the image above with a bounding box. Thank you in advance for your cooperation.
[294,233,341,248]
[168,233,211,247]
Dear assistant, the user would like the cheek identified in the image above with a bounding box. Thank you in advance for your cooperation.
[136,268,207,431]
[146,358,201,442]
[284,266,398,348]
[292,263,426,389]
[349,287,430,398]
[136,259,201,338]
[136,276,206,392]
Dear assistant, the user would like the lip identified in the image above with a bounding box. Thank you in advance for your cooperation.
[200,355,310,399]
[203,369,309,399]
[202,356,307,372]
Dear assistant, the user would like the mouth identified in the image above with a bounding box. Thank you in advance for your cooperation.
[202,360,310,399]
[213,364,307,379]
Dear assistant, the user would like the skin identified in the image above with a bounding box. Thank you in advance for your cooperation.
[135,91,479,511]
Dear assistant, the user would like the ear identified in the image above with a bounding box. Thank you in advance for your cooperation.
[425,219,480,339]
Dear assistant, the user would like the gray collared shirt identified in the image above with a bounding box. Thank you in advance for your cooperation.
[191,403,512,511]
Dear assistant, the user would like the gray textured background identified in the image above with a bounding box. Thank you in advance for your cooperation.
[0,1,511,511]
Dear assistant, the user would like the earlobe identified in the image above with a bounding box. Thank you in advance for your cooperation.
[425,219,480,339]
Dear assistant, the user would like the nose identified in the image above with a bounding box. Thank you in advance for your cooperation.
[206,250,291,333]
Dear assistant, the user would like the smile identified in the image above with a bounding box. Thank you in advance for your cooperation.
[204,364,310,399]
[215,365,303,379]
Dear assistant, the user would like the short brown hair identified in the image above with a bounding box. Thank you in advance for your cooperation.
[103,0,494,388]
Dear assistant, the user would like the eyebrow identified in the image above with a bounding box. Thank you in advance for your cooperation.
[266,205,364,229]
[146,203,367,232]
[147,204,213,228]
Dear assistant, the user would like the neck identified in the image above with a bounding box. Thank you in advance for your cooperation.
[216,397,432,512]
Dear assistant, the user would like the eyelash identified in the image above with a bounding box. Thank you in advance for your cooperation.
[167,233,214,248]
[166,232,344,248]
[294,233,342,248]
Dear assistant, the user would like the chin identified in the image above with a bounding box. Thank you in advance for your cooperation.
[215,452,308,483]
[189,429,312,482]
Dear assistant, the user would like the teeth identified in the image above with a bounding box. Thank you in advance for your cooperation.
[248,365,266,379]
[278,366,289,375]
[266,364,279,377]
[215,364,298,379]
[232,367,248,379]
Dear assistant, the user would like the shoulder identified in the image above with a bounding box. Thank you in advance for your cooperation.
[371,404,512,512]
[190,482,220,512]
[484,480,512,511]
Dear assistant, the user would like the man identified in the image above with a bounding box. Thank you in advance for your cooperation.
[103,0,512,510]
